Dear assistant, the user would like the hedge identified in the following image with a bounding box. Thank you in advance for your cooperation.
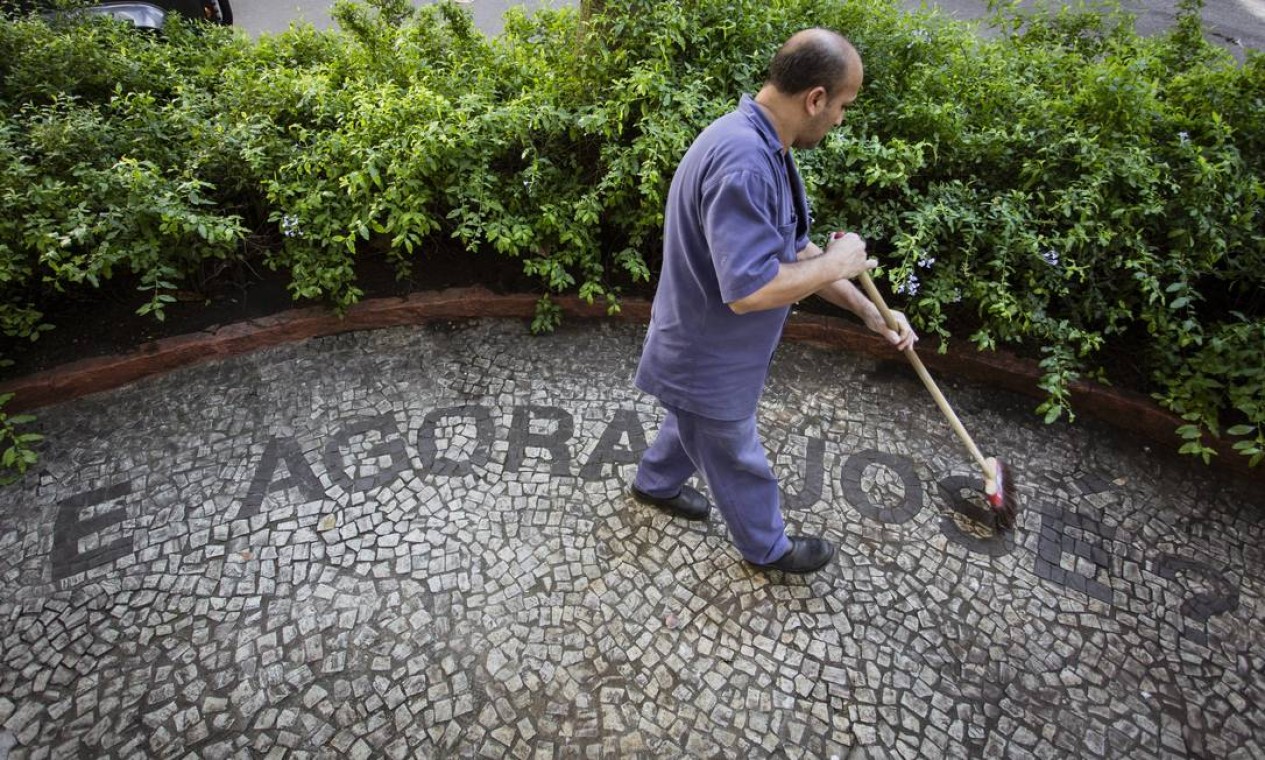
[0,0,1261,479]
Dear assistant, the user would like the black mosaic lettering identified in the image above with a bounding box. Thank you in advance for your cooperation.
[239,436,325,520]
[1071,472,1114,497]
[506,405,574,476]
[1033,503,1115,603]
[579,407,647,480]
[323,414,410,493]
[416,405,495,477]
[838,449,923,524]
[1154,555,1240,625]
[936,474,1015,557]
[51,481,132,582]
[780,435,825,511]
[4,318,1263,756]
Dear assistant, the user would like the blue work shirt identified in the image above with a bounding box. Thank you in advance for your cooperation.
[636,95,812,420]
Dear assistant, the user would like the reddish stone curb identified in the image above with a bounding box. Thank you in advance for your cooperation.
[2,285,1258,482]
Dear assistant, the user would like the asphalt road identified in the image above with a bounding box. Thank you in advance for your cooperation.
[230,0,1264,54]
[231,0,556,37]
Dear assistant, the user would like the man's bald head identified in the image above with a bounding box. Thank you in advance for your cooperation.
[765,28,860,98]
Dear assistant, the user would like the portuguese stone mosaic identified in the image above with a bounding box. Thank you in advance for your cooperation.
[1,319,1262,758]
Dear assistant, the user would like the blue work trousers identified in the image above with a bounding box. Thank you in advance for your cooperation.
[633,405,790,565]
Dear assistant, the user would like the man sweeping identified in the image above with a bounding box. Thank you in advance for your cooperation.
[630,28,918,574]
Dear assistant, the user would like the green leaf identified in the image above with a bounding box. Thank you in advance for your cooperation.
[1176,424,1203,440]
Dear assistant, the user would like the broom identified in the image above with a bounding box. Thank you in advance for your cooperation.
[852,255,1020,529]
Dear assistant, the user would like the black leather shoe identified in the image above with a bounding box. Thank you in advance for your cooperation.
[629,484,711,521]
[750,536,836,574]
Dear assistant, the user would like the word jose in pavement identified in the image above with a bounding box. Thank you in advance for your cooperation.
[51,403,1237,637]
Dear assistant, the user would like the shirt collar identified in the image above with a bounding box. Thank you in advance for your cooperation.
[739,94,786,155]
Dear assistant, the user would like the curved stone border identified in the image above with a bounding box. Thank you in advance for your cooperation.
[2,285,1258,481]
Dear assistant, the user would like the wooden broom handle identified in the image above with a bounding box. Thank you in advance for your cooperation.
[858,270,993,475]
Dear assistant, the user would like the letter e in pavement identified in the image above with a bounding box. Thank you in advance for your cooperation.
[51,481,133,582]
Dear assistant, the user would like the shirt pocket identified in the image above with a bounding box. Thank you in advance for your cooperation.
[777,221,798,262]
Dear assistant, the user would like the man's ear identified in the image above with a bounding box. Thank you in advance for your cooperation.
[805,86,830,115]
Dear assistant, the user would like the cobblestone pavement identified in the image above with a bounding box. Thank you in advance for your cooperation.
[1,319,1262,759]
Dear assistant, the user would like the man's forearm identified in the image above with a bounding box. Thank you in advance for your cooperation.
[795,241,882,324]
[728,252,851,314]
[730,237,875,314]
[813,278,883,325]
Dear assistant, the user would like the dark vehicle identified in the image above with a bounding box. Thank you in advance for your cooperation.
[3,1,232,29]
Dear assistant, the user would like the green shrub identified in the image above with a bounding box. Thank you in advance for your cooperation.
[802,0,1264,459]
[0,0,1261,479]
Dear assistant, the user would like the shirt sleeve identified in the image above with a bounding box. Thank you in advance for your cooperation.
[699,170,787,304]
